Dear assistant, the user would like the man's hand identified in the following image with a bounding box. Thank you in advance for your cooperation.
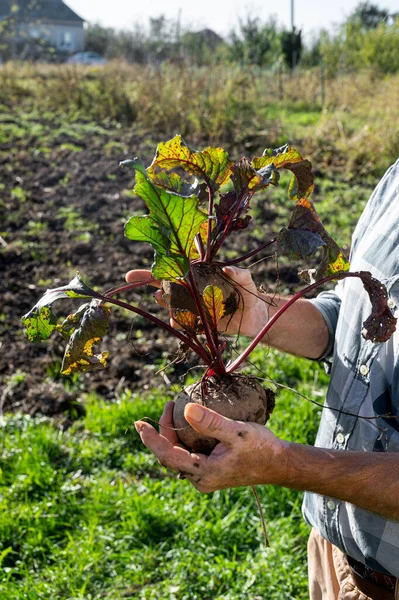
[135,403,399,521]
[125,266,269,338]
[134,402,289,493]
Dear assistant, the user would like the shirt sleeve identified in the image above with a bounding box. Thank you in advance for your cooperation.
[308,286,342,360]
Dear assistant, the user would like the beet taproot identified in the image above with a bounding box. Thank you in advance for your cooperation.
[173,375,275,454]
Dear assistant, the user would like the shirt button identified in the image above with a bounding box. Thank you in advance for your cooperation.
[360,364,369,376]
[388,298,395,309]
[327,500,336,510]
[336,433,345,445]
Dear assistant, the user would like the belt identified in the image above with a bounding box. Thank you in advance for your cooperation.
[347,554,398,596]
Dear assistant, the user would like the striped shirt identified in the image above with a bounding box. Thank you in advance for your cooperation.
[302,159,399,577]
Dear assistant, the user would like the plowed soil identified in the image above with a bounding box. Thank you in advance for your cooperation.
[0,131,299,417]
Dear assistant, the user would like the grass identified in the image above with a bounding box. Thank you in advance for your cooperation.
[0,350,328,599]
[1,60,395,598]
[0,63,398,178]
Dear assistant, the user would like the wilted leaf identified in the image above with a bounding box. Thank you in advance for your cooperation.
[324,250,351,277]
[231,158,279,197]
[22,275,101,342]
[57,302,90,340]
[280,198,350,278]
[252,145,314,201]
[148,135,233,191]
[202,285,225,331]
[61,301,110,375]
[278,228,326,260]
[357,271,397,343]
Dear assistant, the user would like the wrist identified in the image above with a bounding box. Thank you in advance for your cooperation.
[255,433,292,486]
[245,295,270,338]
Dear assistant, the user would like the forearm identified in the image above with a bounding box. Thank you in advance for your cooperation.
[259,294,329,360]
[277,442,399,521]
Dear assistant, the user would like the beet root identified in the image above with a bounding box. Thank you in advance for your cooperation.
[173,375,276,454]
[162,263,239,317]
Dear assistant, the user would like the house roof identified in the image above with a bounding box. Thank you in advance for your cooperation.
[0,0,84,23]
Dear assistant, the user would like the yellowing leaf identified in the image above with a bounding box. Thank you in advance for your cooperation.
[61,301,110,375]
[202,285,225,331]
[252,145,314,201]
[148,135,233,191]
[172,309,198,333]
[22,275,101,342]
[325,251,350,276]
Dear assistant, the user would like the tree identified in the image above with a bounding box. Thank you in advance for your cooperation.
[280,28,302,69]
[228,16,281,66]
[350,2,394,28]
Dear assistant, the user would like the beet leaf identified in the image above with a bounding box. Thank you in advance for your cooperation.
[147,134,233,192]
[278,198,350,279]
[125,167,207,280]
[252,144,314,201]
[60,301,110,375]
[22,275,102,342]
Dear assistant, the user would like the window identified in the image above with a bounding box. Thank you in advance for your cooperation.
[63,31,72,47]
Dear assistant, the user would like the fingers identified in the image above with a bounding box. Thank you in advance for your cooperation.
[184,403,244,446]
[135,420,204,475]
[223,266,257,290]
[154,289,168,308]
[159,401,179,445]
[125,269,161,288]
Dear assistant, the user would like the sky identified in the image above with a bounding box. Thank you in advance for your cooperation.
[66,0,398,38]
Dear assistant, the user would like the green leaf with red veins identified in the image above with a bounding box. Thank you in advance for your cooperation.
[252,144,314,201]
[61,301,110,375]
[152,253,189,281]
[125,215,170,255]
[202,285,225,332]
[147,135,233,192]
[22,275,102,342]
[134,171,207,262]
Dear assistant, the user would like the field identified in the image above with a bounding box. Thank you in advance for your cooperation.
[1,62,398,599]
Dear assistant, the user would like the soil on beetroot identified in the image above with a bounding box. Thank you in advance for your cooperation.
[0,130,301,417]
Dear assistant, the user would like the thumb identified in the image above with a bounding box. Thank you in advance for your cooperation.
[184,403,242,445]
[223,266,256,289]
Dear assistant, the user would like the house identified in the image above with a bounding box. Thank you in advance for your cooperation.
[0,0,85,56]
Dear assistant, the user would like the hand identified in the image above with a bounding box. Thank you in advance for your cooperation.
[219,266,269,338]
[125,266,269,339]
[134,402,289,493]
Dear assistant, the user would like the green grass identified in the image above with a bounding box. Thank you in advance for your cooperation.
[0,350,328,599]
[1,61,391,599]
[1,64,398,177]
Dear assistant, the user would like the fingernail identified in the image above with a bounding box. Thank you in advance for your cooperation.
[185,403,204,423]
[134,422,144,434]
